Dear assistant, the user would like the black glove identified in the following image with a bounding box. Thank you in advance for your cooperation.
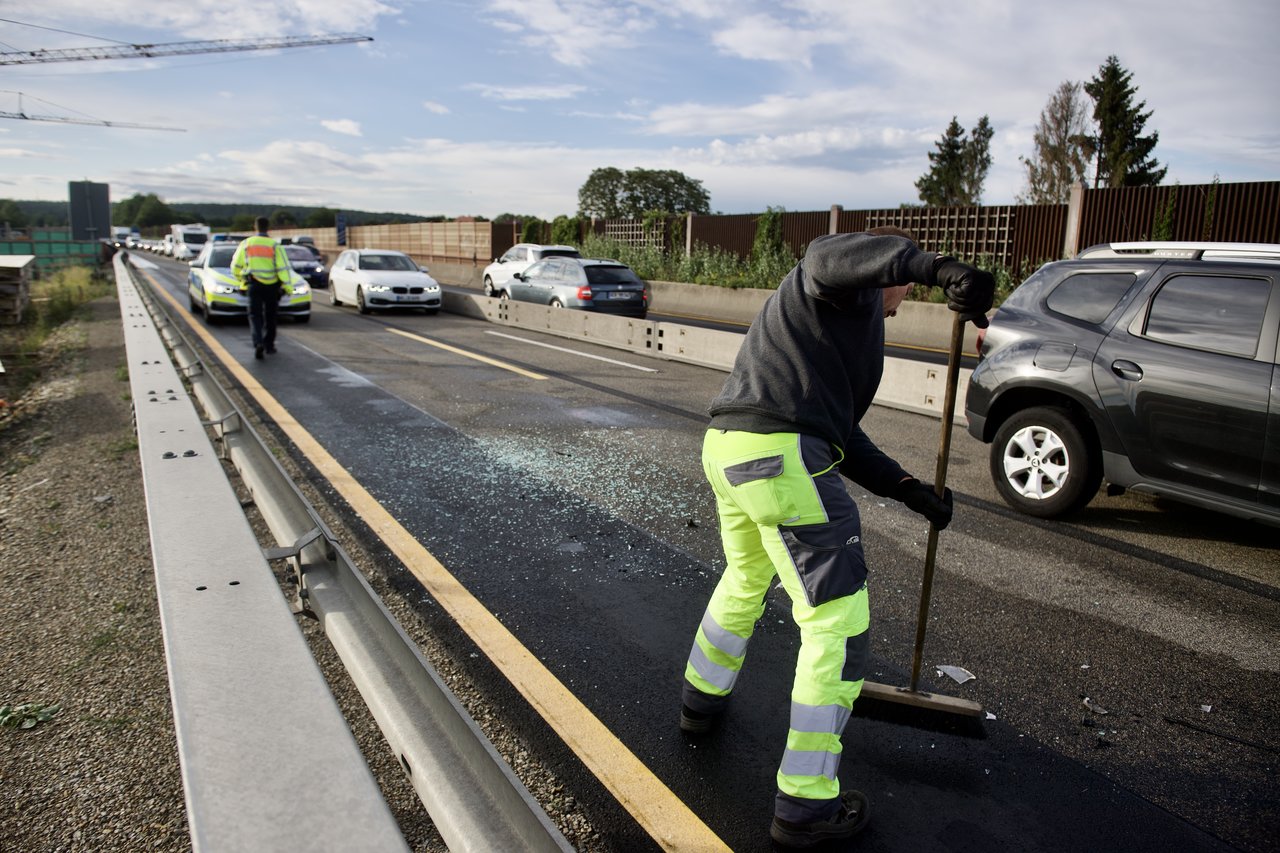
[934,258,995,329]
[895,478,954,530]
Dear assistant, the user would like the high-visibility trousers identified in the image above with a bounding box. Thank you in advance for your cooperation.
[684,428,869,824]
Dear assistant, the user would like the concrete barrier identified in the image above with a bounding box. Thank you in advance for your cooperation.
[434,269,978,356]
[441,290,969,419]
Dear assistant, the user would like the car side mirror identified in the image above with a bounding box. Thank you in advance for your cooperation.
[419,265,429,273]
[513,272,525,281]
[188,260,198,267]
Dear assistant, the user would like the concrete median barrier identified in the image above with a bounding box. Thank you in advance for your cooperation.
[442,289,970,419]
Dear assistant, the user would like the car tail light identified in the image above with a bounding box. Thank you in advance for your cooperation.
[975,326,987,353]
[577,286,593,301]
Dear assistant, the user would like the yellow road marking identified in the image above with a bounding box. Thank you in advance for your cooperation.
[141,271,729,852]
[386,326,547,379]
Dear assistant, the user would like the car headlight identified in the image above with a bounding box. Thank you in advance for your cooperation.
[211,283,239,295]
[426,284,440,292]
[314,265,326,273]
[367,284,392,292]
[292,284,311,296]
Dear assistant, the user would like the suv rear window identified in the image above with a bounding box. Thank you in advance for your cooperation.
[1046,272,1135,323]
[540,249,582,259]
[1142,274,1270,357]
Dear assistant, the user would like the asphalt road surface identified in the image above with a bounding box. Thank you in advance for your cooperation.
[138,256,1277,852]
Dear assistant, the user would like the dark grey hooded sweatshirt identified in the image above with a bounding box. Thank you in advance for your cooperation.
[707,232,941,498]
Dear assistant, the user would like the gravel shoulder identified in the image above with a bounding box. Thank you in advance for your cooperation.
[0,298,187,850]
[0,295,598,851]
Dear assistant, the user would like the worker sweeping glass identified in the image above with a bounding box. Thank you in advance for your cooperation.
[231,216,293,360]
[678,227,994,848]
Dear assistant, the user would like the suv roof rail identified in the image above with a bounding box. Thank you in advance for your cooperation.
[1078,241,1280,261]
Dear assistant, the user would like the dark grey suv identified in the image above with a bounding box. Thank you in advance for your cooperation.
[965,241,1279,526]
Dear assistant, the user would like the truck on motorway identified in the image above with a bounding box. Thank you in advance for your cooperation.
[169,223,212,260]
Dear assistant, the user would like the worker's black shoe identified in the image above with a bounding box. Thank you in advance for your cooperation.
[770,790,870,848]
[254,346,264,360]
[679,704,718,734]
[266,346,277,354]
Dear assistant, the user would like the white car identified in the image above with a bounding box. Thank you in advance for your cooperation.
[482,243,581,297]
[328,249,442,315]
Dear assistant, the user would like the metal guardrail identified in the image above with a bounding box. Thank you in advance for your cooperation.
[118,256,572,852]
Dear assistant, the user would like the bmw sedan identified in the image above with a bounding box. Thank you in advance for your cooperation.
[328,249,442,314]
[506,257,649,318]
[187,242,311,324]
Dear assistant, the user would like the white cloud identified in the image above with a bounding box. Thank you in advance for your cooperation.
[422,101,450,114]
[321,119,363,137]
[0,145,54,158]
[465,83,587,101]
[1,0,403,42]
[481,0,653,66]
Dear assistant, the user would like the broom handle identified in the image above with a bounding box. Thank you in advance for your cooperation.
[909,312,967,692]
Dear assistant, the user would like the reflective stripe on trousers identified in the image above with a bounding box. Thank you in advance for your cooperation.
[686,428,871,822]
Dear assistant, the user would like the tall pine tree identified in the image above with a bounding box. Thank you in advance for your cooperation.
[1084,56,1166,188]
[916,116,993,206]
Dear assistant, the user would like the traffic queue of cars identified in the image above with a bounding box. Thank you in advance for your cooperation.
[169,232,1279,529]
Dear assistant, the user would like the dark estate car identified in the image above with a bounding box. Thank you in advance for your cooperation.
[965,241,1279,526]
[505,257,650,318]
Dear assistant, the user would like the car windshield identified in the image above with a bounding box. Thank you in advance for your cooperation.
[359,254,417,271]
[285,246,315,261]
[185,232,208,244]
[209,246,238,267]
[584,265,641,285]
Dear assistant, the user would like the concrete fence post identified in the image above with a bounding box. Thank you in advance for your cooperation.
[829,204,842,235]
[1063,181,1086,258]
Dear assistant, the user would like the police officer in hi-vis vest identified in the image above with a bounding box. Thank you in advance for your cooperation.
[231,216,293,360]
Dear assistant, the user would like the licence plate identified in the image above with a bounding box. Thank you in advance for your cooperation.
[607,291,635,300]
[397,294,419,302]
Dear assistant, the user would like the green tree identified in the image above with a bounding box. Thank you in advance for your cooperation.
[1019,81,1094,204]
[112,193,146,226]
[270,209,298,228]
[915,116,993,206]
[550,214,582,245]
[113,193,179,227]
[135,195,176,228]
[231,213,257,231]
[1083,55,1166,188]
[578,167,710,219]
[520,217,544,243]
[578,167,627,218]
[0,199,29,228]
[304,208,338,228]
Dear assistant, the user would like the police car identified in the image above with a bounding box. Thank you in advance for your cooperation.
[187,242,311,323]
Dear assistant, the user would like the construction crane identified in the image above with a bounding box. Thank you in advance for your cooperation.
[0,28,372,128]
[0,33,373,65]
[0,91,184,130]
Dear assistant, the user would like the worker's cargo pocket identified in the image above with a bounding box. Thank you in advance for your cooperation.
[780,515,866,608]
[722,455,800,525]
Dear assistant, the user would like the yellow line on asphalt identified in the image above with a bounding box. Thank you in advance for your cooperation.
[386,326,548,379]
[140,272,728,853]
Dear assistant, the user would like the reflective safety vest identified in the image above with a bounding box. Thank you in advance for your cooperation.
[231,234,292,290]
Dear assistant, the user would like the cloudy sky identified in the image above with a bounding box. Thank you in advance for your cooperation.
[1,0,1276,219]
